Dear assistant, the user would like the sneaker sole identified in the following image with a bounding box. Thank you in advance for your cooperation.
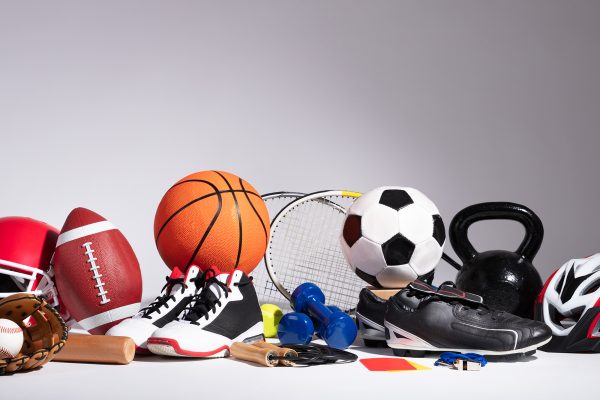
[147,338,231,358]
[147,322,264,358]
[385,320,552,357]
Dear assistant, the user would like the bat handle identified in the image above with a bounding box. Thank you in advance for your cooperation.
[230,342,278,367]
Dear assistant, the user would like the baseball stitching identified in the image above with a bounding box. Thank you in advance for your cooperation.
[0,346,16,358]
[0,326,22,334]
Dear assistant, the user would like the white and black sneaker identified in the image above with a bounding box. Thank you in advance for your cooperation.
[147,267,264,358]
[356,288,388,348]
[385,280,552,357]
[106,265,205,353]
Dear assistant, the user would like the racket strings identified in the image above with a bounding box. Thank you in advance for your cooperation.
[269,195,364,312]
[250,194,304,310]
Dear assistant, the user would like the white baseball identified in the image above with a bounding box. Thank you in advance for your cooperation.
[0,318,24,358]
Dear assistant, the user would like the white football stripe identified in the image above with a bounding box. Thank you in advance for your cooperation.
[77,303,140,331]
[56,221,116,247]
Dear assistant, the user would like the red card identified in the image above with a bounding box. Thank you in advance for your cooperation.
[359,357,430,372]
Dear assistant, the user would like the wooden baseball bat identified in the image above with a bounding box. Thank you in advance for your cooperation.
[53,334,135,365]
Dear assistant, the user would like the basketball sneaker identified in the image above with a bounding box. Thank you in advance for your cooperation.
[147,268,264,357]
[356,288,388,347]
[106,265,206,353]
[385,280,552,356]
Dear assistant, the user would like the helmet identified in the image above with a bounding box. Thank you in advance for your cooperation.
[535,253,600,352]
[0,216,59,307]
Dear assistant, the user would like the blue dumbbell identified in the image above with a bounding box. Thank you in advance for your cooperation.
[277,306,342,345]
[291,283,357,349]
[278,312,314,345]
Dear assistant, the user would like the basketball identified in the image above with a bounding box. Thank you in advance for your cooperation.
[154,170,270,274]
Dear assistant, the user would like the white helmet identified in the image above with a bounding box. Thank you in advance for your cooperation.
[535,253,600,352]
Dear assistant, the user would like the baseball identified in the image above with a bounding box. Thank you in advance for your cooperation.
[0,318,24,358]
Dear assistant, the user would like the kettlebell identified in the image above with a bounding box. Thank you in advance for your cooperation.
[449,202,543,319]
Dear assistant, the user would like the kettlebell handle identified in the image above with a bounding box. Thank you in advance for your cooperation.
[449,202,544,263]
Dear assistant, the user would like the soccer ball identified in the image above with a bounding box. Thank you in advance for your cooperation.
[340,187,445,288]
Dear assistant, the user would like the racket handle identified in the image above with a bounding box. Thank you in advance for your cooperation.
[230,342,278,367]
[252,341,298,366]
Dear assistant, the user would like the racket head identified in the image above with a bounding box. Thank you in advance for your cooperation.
[264,190,364,313]
[250,192,306,310]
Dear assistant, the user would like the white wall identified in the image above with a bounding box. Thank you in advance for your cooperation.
[1,1,599,297]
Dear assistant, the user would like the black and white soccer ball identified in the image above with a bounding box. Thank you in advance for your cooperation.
[340,187,445,288]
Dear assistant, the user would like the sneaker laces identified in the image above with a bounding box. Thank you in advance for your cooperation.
[183,271,253,324]
[139,270,208,318]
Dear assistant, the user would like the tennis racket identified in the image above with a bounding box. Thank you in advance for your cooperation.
[250,192,306,310]
[264,190,364,314]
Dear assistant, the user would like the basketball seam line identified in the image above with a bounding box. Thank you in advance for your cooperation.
[239,178,268,248]
[184,187,223,270]
[155,179,219,243]
[213,171,243,270]
[155,186,260,243]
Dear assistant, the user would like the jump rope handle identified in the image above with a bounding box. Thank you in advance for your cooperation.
[230,341,298,367]
[230,342,279,367]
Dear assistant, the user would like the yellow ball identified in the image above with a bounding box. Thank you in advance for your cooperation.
[260,304,283,338]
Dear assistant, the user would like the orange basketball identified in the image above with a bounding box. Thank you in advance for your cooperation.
[154,170,270,274]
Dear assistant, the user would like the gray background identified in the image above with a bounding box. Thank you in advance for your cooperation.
[1,1,600,298]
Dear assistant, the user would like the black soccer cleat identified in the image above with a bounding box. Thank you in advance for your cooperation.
[384,280,552,357]
[356,288,388,347]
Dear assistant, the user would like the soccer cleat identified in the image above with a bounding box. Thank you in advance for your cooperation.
[106,265,205,353]
[147,268,264,358]
[384,280,552,357]
[356,288,388,347]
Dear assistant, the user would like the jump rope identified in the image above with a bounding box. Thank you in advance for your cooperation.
[230,341,357,367]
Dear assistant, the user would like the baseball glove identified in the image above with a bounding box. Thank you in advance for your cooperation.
[0,293,68,375]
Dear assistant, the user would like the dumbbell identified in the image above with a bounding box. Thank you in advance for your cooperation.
[290,283,357,349]
[278,312,314,345]
[260,304,283,338]
[277,306,340,345]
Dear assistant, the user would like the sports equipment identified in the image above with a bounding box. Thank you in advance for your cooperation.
[356,288,388,347]
[290,283,357,349]
[106,265,205,352]
[0,293,67,375]
[53,333,136,365]
[278,312,314,345]
[384,280,551,357]
[53,208,142,334]
[0,319,23,358]
[265,190,364,313]
[535,253,600,352]
[154,170,269,274]
[359,357,430,372]
[230,341,298,367]
[0,217,59,307]
[147,268,264,357]
[434,352,487,370]
[341,187,445,289]
[231,341,356,367]
[250,192,304,310]
[260,304,283,338]
[450,202,544,318]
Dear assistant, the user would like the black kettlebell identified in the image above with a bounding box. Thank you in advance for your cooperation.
[449,202,543,319]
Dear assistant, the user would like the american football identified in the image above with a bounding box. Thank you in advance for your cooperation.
[53,208,142,334]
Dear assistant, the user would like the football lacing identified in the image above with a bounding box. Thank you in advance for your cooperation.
[82,242,110,305]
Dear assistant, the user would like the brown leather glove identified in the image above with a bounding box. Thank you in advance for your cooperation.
[0,293,68,375]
